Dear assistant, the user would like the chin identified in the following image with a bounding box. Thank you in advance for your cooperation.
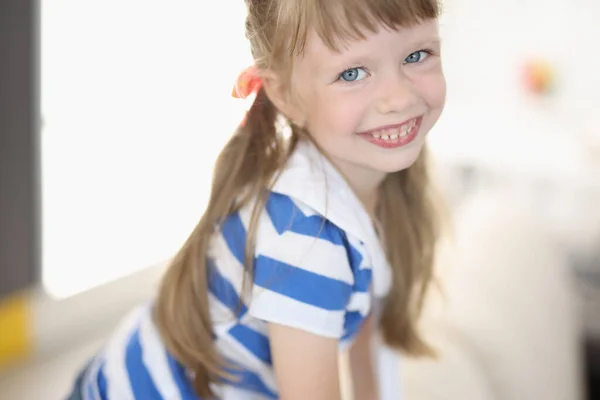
[376,159,419,173]
[374,145,424,173]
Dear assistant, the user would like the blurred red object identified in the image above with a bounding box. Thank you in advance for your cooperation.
[522,59,555,95]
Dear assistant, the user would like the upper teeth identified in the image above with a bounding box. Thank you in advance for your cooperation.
[371,119,416,140]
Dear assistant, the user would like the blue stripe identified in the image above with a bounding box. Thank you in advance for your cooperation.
[207,259,248,318]
[97,363,107,399]
[124,328,163,399]
[223,364,278,399]
[254,255,352,310]
[342,311,365,341]
[166,354,199,399]
[228,324,272,364]
[221,211,247,264]
[353,268,372,293]
[265,193,345,246]
[344,236,372,293]
[346,241,364,272]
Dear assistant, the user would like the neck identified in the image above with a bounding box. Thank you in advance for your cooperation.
[331,158,387,217]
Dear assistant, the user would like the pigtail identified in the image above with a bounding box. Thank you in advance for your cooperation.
[154,87,285,398]
[378,147,440,356]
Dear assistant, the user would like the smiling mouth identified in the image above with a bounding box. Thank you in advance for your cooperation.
[357,116,423,148]
[361,118,418,140]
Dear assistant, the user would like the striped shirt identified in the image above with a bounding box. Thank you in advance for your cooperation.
[77,140,397,399]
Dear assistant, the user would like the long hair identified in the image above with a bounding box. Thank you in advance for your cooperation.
[155,0,442,397]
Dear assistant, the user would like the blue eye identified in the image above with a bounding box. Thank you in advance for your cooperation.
[339,67,368,82]
[405,50,431,64]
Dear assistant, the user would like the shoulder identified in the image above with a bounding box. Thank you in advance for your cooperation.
[250,192,355,306]
[217,190,371,292]
[215,191,346,264]
[219,191,351,257]
[252,192,352,274]
[242,192,371,338]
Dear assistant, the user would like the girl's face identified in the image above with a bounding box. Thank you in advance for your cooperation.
[288,19,446,185]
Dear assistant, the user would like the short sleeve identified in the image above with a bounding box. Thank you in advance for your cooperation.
[248,193,354,338]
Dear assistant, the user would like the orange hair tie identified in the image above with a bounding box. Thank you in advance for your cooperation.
[232,66,263,99]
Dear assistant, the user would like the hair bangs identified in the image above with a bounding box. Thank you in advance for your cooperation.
[285,0,440,55]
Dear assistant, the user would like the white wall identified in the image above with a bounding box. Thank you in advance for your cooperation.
[41,1,252,298]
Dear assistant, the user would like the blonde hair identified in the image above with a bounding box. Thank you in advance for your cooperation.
[155,0,442,397]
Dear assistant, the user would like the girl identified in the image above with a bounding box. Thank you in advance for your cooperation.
[70,0,446,398]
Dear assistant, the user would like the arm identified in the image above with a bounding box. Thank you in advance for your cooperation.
[348,314,379,400]
[269,323,342,400]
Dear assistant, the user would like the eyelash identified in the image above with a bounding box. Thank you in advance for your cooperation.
[405,48,436,64]
[337,48,437,82]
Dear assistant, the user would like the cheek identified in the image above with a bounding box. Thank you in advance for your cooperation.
[307,90,366,133]
[415,72,446,110]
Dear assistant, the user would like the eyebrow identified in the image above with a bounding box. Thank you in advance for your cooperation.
[413,38,442,48]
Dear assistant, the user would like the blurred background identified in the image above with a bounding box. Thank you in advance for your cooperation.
[1,0,599,399]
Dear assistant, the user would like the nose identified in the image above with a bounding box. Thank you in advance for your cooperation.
[375,72,419,115]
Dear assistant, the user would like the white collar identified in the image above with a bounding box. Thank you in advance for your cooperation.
[270,140,392,297]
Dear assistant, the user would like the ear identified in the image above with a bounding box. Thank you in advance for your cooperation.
[261,70,305,127]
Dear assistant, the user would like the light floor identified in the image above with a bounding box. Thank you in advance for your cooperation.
[0,335,106,400]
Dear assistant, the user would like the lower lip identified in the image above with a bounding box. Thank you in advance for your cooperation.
[358,117,422,149]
